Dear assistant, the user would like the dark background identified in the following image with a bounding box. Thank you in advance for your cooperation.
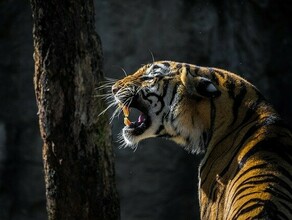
[0,0,291,219]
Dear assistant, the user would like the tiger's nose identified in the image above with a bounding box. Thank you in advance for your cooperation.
[112,84,120,94]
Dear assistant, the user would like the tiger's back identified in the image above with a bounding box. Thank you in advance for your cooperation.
[110,61,292,219]
[200,110,292,219]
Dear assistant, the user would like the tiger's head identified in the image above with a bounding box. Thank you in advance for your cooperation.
[111,61,261,153]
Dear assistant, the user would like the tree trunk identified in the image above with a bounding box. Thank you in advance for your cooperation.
[30,0,120,219]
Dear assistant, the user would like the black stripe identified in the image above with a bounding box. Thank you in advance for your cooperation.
[230,174,292,211]
[215,98,262,176]
[155,113,166,135]
[145,93,165,115]
[164,111,170,123]
[217,71,225,79]
[189,65,199,77]
[208,99,217,144]
[241,97,262,125]
[214,191,225,220]
[169,84,178,107]
[208,68,219,85]
[184,63,190,72]
[232,190,259,204]
[265,187,292,205]
[238,138,292,169]
[141,90,152,104]
[226,163,268,196]
[176,63,182,69]
[231,83,247,125]
[240,173,292,194]
[234,184,258,197]
[169,96,183,122]
[224,164,268,216]
[162,80,169,97]
[250,200,289,220]
[155,125,164,135]
[200,117,257,185]
[202,183,223,219]
[218,122,261,177]
[220,113,284,179]
[233,199,275,219]
[162,62,170,67]
[235,163,267,182]
[240,174,274,184]
[200,113,255,169]
[226,75,236,98]
[228,174,287,207]
[228,191,271,219]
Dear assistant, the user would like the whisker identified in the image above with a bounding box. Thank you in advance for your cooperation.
[148,48,155,63]
[94,93,112,98]
[104,96,115,102]
[110,107,122,123]
[123,98,132,107]
[132,144,139,152]
[96,83,115,90]
[97,83,114,88]
[97,79,115,85]
[98,102,116,116]
[116,133,127,149]
[120,67,128,77]
[104,76,118,81]
[135,87,143,95]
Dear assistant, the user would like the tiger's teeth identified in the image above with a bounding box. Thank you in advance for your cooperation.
[124,117,131,126]
[121,105,130,126]
[122,106,129,117]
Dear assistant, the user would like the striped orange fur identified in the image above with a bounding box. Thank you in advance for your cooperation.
[111,61,292,219]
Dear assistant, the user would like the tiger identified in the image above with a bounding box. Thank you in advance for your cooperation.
[109,61,292,219]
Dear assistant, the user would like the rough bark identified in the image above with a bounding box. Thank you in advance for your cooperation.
[30,0,120,219]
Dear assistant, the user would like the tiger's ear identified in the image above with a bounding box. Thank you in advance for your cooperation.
[180,69,221,98]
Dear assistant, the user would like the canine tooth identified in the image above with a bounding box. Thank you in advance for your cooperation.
[122,106,129,117]
[124,117,131,126]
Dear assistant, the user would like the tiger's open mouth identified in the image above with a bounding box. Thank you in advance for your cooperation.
[120,101,151,136]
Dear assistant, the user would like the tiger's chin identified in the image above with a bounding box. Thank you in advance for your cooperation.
[122,115,151,145]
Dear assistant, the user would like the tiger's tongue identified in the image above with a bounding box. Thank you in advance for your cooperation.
[123,111,145,126]
[138,114,145,123]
